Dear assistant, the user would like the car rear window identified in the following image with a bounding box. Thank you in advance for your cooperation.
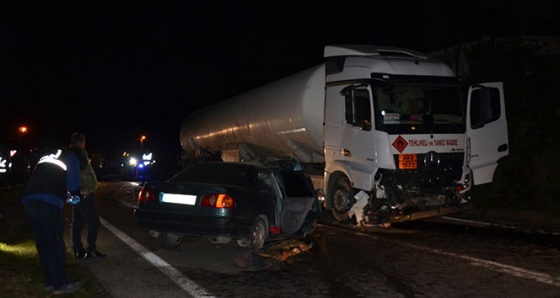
[170,163,259,187]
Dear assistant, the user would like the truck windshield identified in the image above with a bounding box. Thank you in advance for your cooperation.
[374,83,465,134]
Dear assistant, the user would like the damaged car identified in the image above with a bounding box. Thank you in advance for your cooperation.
[134,160,322,249]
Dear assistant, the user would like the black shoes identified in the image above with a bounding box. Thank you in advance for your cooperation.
[74,248,87,259]
[75,248,106,259]
[52,281,81,295]
[86,250,106,259]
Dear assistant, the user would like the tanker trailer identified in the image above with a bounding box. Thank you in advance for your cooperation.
[180,44,509,226]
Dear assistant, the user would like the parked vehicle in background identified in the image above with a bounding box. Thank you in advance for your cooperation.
[134,160,322,249]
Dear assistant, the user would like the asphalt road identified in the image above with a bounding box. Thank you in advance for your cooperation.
[59,181,560,298]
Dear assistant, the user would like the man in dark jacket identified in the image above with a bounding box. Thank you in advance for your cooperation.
[68,132,106,259]
[22,148,82,295]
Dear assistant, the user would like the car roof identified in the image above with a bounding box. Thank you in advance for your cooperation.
[186,160,301,172]
[168,160,305,185]
[187,161,268,171]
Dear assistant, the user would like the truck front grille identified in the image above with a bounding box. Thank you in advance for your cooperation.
[392,152,464,188]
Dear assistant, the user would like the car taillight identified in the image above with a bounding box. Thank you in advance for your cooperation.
[138,188,157,203]
[200,193,235,209]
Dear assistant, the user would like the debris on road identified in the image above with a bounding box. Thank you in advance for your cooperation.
[234,239,312,269]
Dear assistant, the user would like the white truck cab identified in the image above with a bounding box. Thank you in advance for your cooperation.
[322,45,508,223]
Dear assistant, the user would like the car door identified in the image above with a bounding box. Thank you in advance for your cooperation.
[276,171,316,234]
[466,82,509,185]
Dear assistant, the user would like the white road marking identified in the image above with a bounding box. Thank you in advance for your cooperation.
[342,224,560,288]
[440,216,560,236]
[99,217,216,298]
[402,242,560,287]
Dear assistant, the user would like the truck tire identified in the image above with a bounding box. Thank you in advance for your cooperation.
[330,175,355,222]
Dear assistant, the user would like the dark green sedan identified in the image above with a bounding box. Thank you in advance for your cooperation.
[134,160,322,249]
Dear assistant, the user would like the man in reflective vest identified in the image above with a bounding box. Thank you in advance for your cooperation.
[22,148,82,295]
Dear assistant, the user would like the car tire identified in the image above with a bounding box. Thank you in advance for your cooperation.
[208,236,232,245]
[236,215,268,249]
[157,232,183,249]
[329,174,355,222]
[303,218,318,236]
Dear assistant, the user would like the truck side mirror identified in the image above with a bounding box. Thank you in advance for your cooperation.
[344,90,355,124]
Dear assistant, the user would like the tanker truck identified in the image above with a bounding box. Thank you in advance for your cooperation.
[179,44,509,226]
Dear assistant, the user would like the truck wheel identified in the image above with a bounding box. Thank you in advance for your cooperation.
[157,232,183,249]
[330,175,355,222]
[236,215,268,249]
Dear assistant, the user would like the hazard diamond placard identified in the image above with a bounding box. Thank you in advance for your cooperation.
[392,135,408,153]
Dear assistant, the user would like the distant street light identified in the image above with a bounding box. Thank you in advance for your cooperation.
[140,135,146,150]
[18,126,28,148]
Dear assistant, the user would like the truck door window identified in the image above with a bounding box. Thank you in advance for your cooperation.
[470,86,500,129]
[342,86,372,130]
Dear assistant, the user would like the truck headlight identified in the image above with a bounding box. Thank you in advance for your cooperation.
[460,172,471,193]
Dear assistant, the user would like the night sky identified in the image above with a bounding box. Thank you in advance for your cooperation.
[1,1,559,166]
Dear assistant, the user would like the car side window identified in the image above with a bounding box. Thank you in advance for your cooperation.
[280,172,314,197]
[257,172,274,192]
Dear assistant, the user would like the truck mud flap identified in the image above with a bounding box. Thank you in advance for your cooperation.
[380,201,473,224]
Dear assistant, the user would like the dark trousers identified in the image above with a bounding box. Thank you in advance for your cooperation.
[23,200,71,288]
[71,193,100,253]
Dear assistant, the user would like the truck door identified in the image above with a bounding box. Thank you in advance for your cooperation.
[340,84,376,173]
[466,82,509,185]
[324,85,344,156]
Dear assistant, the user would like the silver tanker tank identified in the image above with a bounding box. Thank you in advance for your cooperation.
[180,63,326,163]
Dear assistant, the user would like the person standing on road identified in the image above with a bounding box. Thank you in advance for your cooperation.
[68,132,106,259]
[22,147,82,295]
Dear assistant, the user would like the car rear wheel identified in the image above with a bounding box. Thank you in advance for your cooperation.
[236,215,269,249]
[157,232,183,249]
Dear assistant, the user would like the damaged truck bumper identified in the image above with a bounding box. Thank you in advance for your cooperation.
[376,201,473,224]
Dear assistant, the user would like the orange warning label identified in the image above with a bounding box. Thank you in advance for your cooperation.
[392,135,408,153]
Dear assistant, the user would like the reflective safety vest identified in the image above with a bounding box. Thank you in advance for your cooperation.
[22,149,69,208]
[37,149,67,170]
